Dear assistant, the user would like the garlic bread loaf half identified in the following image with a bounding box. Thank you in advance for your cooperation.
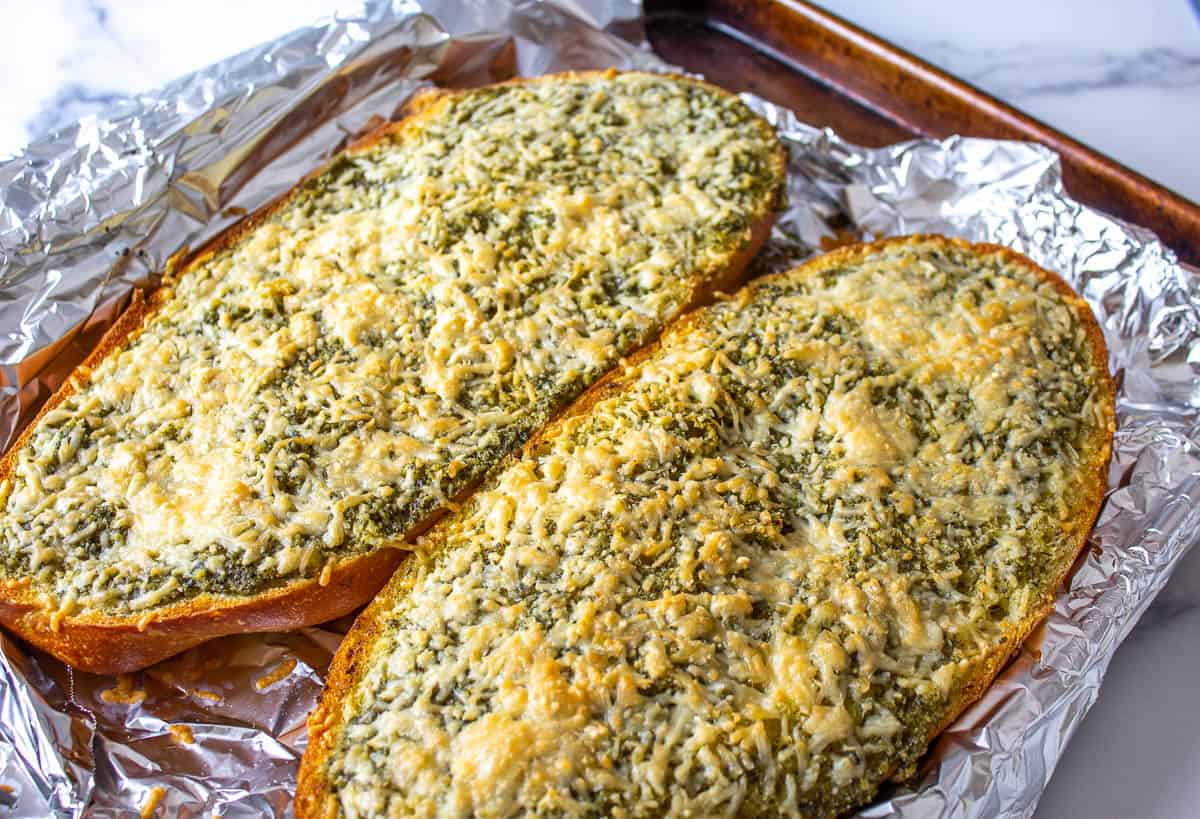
[298,236,1114,819]
[0,71,787,673]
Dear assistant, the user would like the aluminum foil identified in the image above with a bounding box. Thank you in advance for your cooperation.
[0,1,1197,816]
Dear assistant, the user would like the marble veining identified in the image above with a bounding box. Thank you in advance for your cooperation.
[823,0,1200,205]
[911,43,1200,98]
[0,1,1197,817]
[4,1,1200,204]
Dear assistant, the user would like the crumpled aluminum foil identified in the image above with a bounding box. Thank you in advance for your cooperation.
[755,113,1200,819]
[0,0,1196,816]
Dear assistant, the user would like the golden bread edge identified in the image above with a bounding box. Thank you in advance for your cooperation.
[294,234,1116,818]
[0,70,787,674]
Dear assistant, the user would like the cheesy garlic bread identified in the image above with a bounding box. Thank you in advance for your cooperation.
[0,71,786,672]
[298,236,1114,819]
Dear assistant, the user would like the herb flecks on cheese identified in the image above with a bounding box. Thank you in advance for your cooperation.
[321,241,1111,818]
[0,73,784,616]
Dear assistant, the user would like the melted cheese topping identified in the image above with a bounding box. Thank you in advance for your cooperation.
[318,241,1112,818]
[0,73,783,615]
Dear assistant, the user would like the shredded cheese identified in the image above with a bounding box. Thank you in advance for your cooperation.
[317,240,1112,818]
[0,73,783,617]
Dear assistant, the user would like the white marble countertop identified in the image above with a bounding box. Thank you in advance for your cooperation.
[1,1,1198,817]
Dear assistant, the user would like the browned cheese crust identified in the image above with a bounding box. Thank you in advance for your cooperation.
[298,235,1114,819]
[0,70,787,673]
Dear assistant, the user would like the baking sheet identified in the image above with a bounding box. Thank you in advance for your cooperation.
[0,1,1198,816]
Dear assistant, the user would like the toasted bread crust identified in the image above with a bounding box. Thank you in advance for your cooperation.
[0,70,786,674]
[743,235,1116,791]
[296,234,1115,818]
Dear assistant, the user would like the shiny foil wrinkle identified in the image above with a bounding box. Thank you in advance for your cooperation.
[0,1,1197,816]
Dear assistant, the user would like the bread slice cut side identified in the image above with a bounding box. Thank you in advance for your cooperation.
[297,235,1115,819]
[0,71,787,673]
